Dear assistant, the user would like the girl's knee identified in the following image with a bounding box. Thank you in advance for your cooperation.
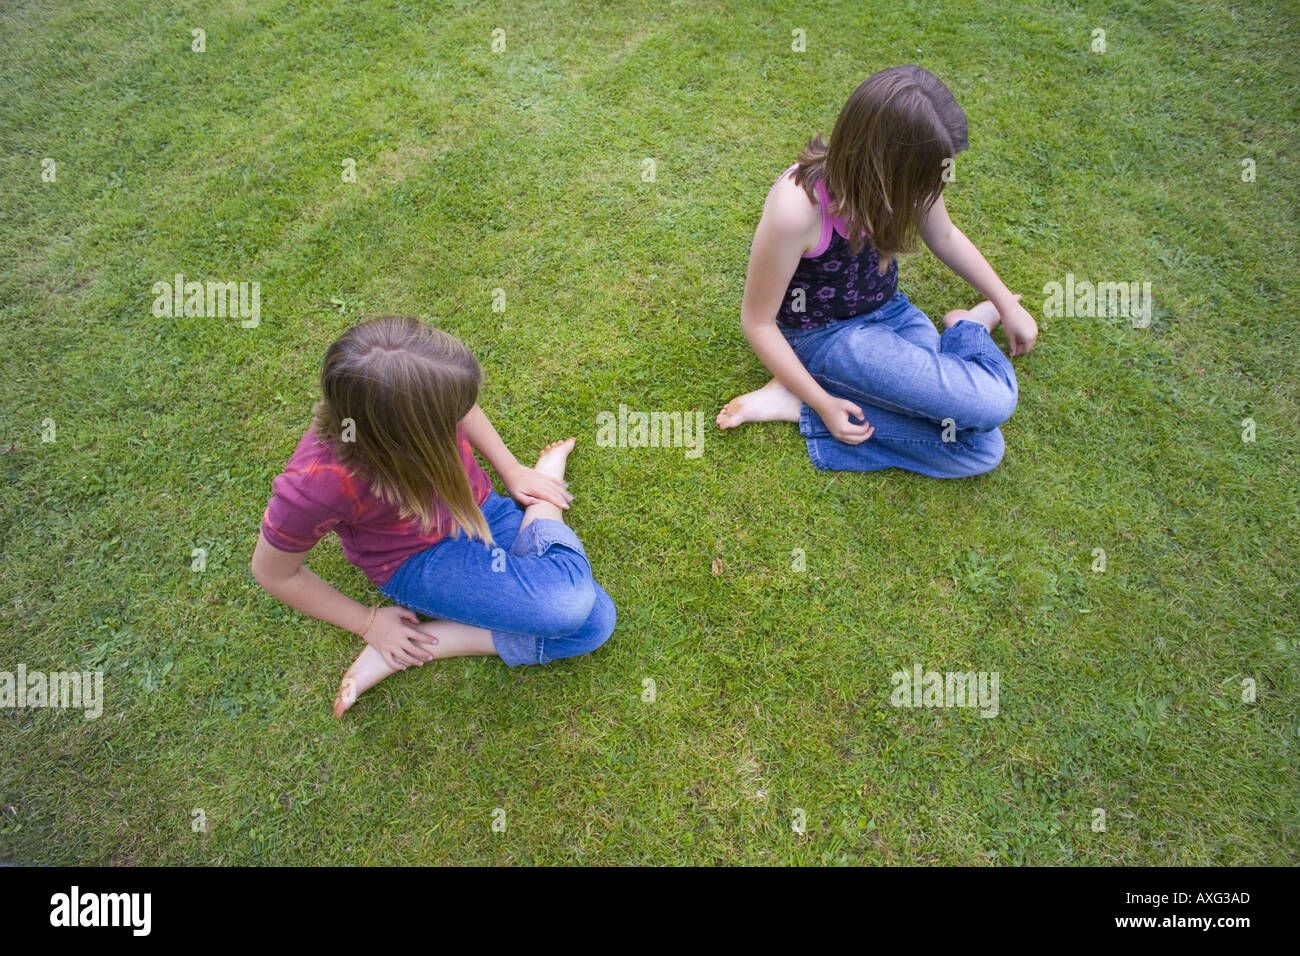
[957,387,1017,433]
[987,389,1017,431]
[585,586,617,646]
[540,586,616,662]
[536,576,597,637]
[954,429,1005,476]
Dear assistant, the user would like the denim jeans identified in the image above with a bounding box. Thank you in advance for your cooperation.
[380,490,616,666]
[781,291,1018,477]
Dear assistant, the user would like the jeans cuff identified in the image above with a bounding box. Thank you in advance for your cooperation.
[491,630,543,667]
[507,517,589,561]
[943,318,992,353]
[798,403,831,470]
[798,401,817,439]
[943,320,1017,388]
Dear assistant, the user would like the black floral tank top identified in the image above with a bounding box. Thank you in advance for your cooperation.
[771,164,899,329]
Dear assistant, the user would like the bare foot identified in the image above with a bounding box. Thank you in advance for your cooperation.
[534,437,575,479]
[716,378,801,429]
[333,644,398,718]
[333,616,499,715]
[943,294,1021,332]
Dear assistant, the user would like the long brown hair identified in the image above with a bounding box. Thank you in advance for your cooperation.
[793,65,968,258]
[311,316,492,544]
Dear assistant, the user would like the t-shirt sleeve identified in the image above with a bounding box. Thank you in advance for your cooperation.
[259,460,354,553]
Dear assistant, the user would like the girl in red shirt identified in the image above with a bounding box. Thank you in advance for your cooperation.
[252,316,615,716]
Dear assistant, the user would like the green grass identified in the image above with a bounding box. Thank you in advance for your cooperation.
[1,0,1296,865]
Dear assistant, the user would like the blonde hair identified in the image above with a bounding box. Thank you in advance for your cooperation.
[311,316,492,545]
[794,65,969,258]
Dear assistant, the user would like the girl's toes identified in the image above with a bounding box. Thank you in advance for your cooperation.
[333,676,358,718]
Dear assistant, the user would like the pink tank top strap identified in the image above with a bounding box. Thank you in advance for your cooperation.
[808,178,835,258]
[764,164,834,259]
[764,163,801,206]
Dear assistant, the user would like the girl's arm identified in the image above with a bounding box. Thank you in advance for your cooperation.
[919,193,1038,355]
[460,404,572,508]
[740,188,874,444]
[250,533,436,668]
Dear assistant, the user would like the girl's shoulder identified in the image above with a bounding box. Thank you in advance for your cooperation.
[273,429,366,518]
[764,164,817,212]
[762,165,823,251]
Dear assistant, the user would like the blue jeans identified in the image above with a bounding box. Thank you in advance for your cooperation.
[380,491,616,666]
[781,291,1018,477]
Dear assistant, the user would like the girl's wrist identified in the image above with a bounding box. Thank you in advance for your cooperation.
[808,389,835,415]
[355,603,379,639]
[992,292,1020,314]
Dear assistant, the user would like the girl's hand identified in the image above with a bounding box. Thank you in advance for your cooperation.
[816,395,876,445]
[503,462,572,510]
[363,605,438,670]
[1000,300,1039,356]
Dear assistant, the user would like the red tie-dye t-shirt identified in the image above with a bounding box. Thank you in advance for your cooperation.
[260,427,493,586]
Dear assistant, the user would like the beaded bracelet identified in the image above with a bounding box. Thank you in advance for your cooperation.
[360,605,379,640]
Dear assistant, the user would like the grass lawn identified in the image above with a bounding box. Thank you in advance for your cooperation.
[1,0,1296,865]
